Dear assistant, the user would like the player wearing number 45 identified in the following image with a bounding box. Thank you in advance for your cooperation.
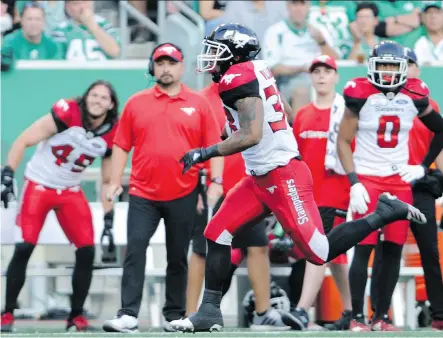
[337,40,443,331]
[172,24,428,333]
[52,0,120,61]
[0,80,119,332]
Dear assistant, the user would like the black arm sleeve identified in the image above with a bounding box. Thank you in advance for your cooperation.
[219,79,261,109]
[374,21,388,38]
[103,148,112,158]
[343,95,366,116]
[414,97,430,115]
[419,110,443,168]
[51,109,69,133]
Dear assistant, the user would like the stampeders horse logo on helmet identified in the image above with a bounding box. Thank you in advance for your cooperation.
[223,30,258,49]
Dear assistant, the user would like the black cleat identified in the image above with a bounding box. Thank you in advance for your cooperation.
[284,307,309,330]
[170,302,223,333]
[324,310,352,330]
[374,193,426,225]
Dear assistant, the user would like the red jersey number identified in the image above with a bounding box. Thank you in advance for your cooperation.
[263,85,287,132]
[51,145,95,173]
[377,115,400,148]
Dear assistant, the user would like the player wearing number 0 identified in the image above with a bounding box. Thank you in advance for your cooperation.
[0,80,119,332]
[337,41,443,331]
[171,24,427,333]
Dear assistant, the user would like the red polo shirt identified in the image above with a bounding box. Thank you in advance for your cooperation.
[199,83,246,195]
[408,98,440,165]
[293,102,352,210]
[114,84,221,201]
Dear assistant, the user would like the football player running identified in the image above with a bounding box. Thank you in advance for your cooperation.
[173,24,426,333]
[0,80,119,332]
[337,41,443,331]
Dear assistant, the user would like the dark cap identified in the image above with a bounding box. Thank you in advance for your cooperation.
[405,48,418,65]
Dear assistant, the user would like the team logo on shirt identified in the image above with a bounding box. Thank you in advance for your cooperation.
[180,107,195,116]
[344,80,356,89]
[221,74,241,85]
[55,99,69,111]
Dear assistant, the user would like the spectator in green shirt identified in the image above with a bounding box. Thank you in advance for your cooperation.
[348,2,381,63]
[309,0,357,59]
[52,0,120,61]
[350,0,422,49]
[15,1,67,35]
[1,2,61,71]
[413,2,443,65]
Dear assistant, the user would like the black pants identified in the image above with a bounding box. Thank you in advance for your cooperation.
[371,188,443,319]
[411,189,443,319]
[118,188,198,321]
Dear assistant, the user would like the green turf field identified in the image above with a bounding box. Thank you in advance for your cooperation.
[4,321,441,338]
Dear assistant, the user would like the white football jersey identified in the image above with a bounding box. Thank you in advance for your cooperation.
[25,99,117,189]
[343,77,430,177]
[218,60,299,176]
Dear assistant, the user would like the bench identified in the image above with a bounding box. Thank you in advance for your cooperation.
[0,267,167,326]
[235,265,423,330]
[0,201,168,325]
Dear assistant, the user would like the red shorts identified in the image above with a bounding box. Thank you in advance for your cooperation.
[353,175,412,246]
[204,159,328,265]
[16,179,94,248]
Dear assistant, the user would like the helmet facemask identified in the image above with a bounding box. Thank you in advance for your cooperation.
[197,39,233,73]
[368,57,408,89]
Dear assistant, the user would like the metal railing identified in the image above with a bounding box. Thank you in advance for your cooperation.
[118,0,162,59]
[171,0,205,35]
[117,0,205,89]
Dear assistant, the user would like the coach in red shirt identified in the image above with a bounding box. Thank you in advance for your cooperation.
[102,43,223,333]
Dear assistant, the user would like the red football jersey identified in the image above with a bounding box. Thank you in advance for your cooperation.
[25,99,117,189]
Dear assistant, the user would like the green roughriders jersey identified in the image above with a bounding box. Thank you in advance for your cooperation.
[52,15,120,61]
[309,0,356,59]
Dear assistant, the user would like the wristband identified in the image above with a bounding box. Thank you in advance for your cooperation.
[347,172,359,186]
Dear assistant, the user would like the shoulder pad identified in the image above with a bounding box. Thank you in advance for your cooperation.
[402,78,430,100]
[218,62,257,94]
[51,99,81,131]
[343,77,379,99]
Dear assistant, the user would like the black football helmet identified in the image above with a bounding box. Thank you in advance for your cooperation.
[368,40,408,89]
[197,23,261,82]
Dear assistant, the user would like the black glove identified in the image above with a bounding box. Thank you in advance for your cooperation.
[1,165,15,208]
[269,236,293,253]
[101,210,116,263]
[180,145,220,174]
[413,169,443,198]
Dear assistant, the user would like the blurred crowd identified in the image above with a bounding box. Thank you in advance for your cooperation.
[197,0,443,110]
[2,0,443,109]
